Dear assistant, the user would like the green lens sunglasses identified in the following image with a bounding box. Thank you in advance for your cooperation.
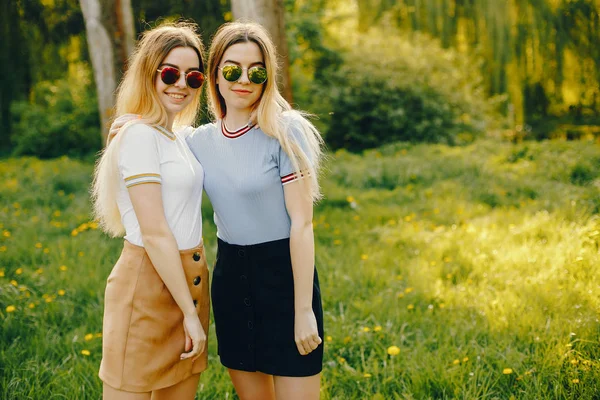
[219,65,268,85]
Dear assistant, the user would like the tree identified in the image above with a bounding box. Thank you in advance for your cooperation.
[79,0,135,144]
[231,0,293,103]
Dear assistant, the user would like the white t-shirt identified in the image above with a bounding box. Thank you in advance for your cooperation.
[116,124,204,249]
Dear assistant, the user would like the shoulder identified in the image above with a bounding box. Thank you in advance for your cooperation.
[121,123,171,145]
[187,122,218,141]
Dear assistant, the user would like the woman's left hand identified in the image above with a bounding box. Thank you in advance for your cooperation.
[294,308,322,356]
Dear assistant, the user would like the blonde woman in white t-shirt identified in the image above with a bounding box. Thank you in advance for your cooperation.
[91,22,210,400]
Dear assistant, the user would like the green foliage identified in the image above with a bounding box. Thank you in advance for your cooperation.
[324,30,503,151]
[10,65,101,159]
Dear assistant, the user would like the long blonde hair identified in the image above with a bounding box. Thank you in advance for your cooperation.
[206,21,324,201]
[91,21,205,237]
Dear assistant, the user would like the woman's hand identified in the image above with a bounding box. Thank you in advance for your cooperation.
[108,114,140,143]
[181,313,207,361]
[294,307,322,356]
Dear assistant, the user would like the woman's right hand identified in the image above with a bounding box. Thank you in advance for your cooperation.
[181,313,207,361]
[108,114,140,143]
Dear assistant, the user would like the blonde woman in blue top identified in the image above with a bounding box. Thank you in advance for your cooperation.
[111,21,326,400]
[190,22,325,400]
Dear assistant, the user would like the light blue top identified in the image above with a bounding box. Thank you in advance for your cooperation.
[186,117,311,246]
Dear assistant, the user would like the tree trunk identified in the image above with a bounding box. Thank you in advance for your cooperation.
[231,0,293,104]
[79,0,135,144]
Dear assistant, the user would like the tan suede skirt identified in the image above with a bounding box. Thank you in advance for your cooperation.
[99,240,210,392]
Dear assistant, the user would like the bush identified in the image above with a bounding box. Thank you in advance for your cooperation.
[324,30,504,152]
[10,65,101,158]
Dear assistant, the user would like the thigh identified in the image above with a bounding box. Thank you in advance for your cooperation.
[103,383,151,400]
[228,369,276,400]
[151,373,201,400]
[273,374,321,400]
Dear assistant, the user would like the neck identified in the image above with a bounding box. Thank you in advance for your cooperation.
[165,113,175,132]
[224,109,252,130]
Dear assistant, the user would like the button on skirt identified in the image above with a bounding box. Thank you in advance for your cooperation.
[212,237,324,377]
[99,240,210,392]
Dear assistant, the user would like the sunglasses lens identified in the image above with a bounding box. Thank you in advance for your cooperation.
[221,65,242,82]
[249,67,268,84]
[160,67,179,85]
[186,71,205,89]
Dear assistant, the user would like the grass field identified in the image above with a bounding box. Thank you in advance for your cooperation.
[1,138,599,399]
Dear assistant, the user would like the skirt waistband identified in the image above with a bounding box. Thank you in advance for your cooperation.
[123,239,204,256]
[217,237,289,257]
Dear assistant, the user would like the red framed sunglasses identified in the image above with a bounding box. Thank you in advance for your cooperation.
[157,66,205,89]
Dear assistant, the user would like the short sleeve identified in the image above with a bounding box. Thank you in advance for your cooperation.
[118,124,162,188]
[278,121,314,185]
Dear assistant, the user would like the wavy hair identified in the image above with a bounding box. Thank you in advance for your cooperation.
[91,21,205,236]
[206,21,324,201]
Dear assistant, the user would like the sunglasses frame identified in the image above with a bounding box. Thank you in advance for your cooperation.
[218,65,268,85]
[156,66,205,89]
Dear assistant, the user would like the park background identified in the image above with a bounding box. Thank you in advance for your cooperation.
[1,0,600,398]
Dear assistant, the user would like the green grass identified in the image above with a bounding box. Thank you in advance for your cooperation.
[1,138,599,399]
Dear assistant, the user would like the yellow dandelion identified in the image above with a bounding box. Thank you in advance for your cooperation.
[570,359,578,365]
[0,270,4,277]
[13,202,20,208]
[444,256,452,263]
[462,357,469,363]
[71,230,78,237]
[452,359,460,365]
[361,254,368,260]
[397,293,405,299]
[405,287,414,293]
[10,280,17,286]
[53,210,61,217]
[333,239,342,245]
[85,334,94,341]
[81,350,91,356]
[338,357,346,364]
[45,297,53,303]
[35,243,42,249]
[58,290,66,296]
[0,246,6,252]
[439,303,446,309]
[42,293,50,299]
[43,248,50,254]
[430,261,437,266]
[326,336,332,342]
[2,231,10,237]
[387,346,400,356]
[362,327,371,332]
[407,304,414,310]
[404,215,412,222]
[6,305,16,313]
[35,268,43,274]
[59,265,68,271]
[503,368,513,375]
[78,251,85,257]
[19,286,27,292]
[28,303,35,309]
[572,379,580,384]
[90,222,99,230]
[94,333,102,338]
[363,373,372,378]
[343,336,351,344]
[346,196,355,203]
[374,326,382,332]
[15,268,23,275]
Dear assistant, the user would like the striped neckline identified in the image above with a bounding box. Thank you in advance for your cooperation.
[221,119,254,139]
[153,125,176,141]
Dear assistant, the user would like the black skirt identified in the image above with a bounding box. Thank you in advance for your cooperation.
[211,237,324,377]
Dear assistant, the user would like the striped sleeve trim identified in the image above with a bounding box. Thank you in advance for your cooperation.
[124,173,161,187]
[281,171,309,185]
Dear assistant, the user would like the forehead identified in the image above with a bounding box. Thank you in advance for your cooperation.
[221,41,263,65]
[161,46,200,68]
